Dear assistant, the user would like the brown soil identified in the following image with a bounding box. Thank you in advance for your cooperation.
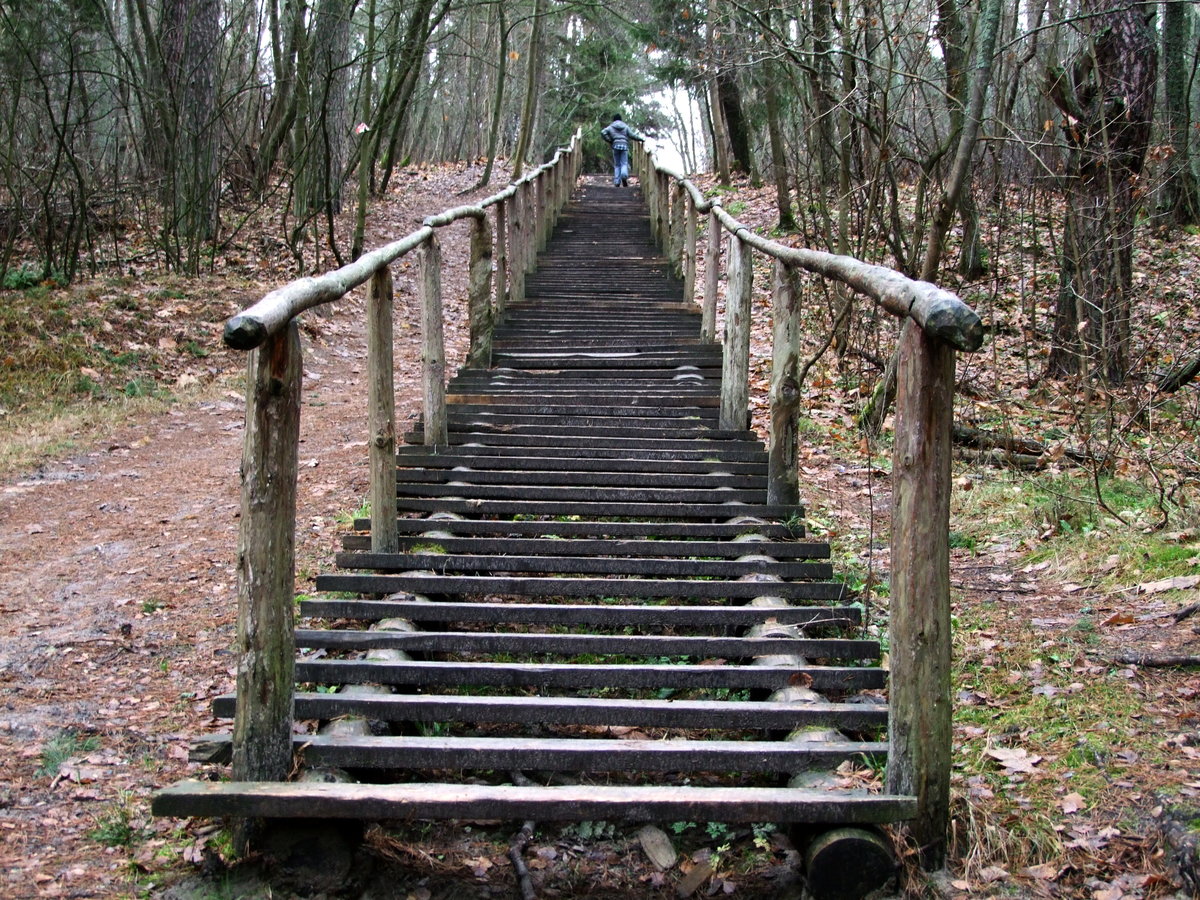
[1,168,1197,899]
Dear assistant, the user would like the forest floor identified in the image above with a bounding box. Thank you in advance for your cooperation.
[0,165,1197,899]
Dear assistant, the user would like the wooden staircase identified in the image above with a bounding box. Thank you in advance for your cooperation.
[155,180,913,833]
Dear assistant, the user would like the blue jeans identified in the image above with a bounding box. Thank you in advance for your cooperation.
[612,147,629,185]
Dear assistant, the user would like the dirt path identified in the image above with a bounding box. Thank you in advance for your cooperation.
[0,174,480,899]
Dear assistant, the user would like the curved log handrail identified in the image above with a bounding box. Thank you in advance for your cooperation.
[224,136,581,351]
[639,146,983,353]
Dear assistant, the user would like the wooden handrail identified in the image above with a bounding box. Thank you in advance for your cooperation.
[225,129,583,792]
[633,142,980,866]
[223,137,581,351]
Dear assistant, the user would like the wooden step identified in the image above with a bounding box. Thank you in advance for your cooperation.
[293,629,877,660]
[189,734,888,774]
[314,573,843,602]
[292,659,883,692]
[339,535,828,560]
[153,782,916,825]
[300,599,859,630]
[212,692,881,729]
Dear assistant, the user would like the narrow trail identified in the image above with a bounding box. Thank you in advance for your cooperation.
[0,171,483,897]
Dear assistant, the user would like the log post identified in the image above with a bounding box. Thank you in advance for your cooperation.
[670,182,685,278]
[684,195,698,303]
[367,268,397,553]
[662,172,672,252]
[702,210,720,342]
[509,187,525,304]
[420,234,447,446]
[495,199,509,316]
[719,232,752,431]
[523,182,537,275]
[768,260,801,506]
[544,167,557,239]
[232,322,300,792]
[466,214,494,368]
[887,318,954,867]
[536,174,548,253]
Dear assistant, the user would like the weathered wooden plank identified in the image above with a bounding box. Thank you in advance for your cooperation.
[153,781,917,824]
[294,659,885,692]
[293,629,880,660]
[392,469,766,490]
[314,573,842,601]
[300,599,859,629]
[386,500,803,521]
[338,536,829,560]
[359,519,797,540]
[212,691,887,728]
[334,551,831,580]
[192,734,889,774]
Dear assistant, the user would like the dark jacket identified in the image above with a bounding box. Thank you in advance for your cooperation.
[601,119,644,151]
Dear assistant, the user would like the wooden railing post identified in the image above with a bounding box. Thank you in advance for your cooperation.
[684,195,698,303]
[232,321,300,788]
[536,174,548,252]
[887,318,954,867]
[662,172,672,252]
[523,181,537,275]
[719,232,752,430]
[509,187,526,304]
[420,234,447,446]
[702,209,720,343]
[467,213,494,368]
[767,260,800,505]
[367,267,398,552]
[495,199,509,316]
[670,182,685,278]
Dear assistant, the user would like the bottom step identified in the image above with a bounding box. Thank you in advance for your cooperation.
[153,781,915,825]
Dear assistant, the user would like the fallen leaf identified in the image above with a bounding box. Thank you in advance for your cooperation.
[1022,862,1059,880]
[985,746,1042,773]
[1060,792,1085,814]
[1101,612,1136,626]
[1138,575,1200,594]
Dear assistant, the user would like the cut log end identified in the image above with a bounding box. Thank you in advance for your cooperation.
[803,826,896,900]
[224,315,268,350]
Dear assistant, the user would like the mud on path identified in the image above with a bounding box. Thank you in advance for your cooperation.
[0,172,482,898]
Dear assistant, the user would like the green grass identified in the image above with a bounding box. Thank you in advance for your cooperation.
[37,730,101,777]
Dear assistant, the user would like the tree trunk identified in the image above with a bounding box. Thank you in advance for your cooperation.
[763,65,795,230]
[1155,0,1200,228]
[1046,0,1158,382]
[159,0,221,267]
[510,0,546,181]
[473,2,509,190]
